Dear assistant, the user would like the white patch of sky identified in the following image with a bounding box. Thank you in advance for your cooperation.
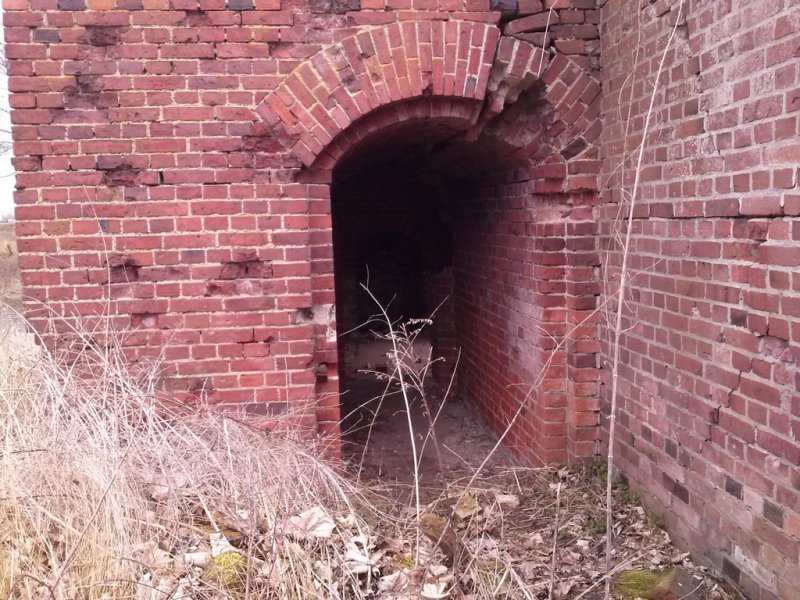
[0,7,16,219]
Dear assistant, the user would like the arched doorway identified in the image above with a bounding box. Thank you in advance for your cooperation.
[257,22,603,466]
[329,107,525,476]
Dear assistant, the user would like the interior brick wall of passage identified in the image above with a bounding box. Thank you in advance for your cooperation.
[454,182,600,464]
[598,1,799,598]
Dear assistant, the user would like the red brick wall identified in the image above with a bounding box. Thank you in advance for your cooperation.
[598,1,799,597]
[6,0,603,464]
[454,179,600,463]
[13,0,797,593]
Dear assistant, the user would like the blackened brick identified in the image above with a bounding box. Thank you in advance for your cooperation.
[57,0,85,9]
[725,476,743,500]
[763,501,785,528]
[722,558,741,585]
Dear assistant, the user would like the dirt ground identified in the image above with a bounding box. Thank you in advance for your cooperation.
[335,330,739,599]
[339,331,511,483]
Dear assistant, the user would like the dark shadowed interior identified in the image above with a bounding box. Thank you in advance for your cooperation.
[329,118,557,475]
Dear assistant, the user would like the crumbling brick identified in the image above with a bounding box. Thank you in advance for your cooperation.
[5,2,799,598]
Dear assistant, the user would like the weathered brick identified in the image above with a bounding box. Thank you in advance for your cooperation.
[227,0,253,9]
[504,11,558,34]
[595,3,800,600]
[4,4,799,600]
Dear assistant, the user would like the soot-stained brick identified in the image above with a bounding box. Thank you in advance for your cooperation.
[763,501,785,528]
[85,26,124,47]
[722,558,741,584]
[673,482,690,504]
[219,260,272,280]
[227,0,254,10]
[561,137,588,160]
[725,476,743,500]
[33,29,61,43]
[57,0,85,9]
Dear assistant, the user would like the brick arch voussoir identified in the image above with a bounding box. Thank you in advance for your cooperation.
[540,54,602,162]
[256,19,502,168]
[256,21,601,186]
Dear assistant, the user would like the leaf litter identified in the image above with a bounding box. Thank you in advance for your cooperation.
[358,466,740,599]
[83,463,739,599]
[0,313,742,599]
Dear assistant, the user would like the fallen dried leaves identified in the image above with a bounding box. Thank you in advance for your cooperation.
[120,465,738,599]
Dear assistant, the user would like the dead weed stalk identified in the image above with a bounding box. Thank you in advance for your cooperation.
[601,2,685,598]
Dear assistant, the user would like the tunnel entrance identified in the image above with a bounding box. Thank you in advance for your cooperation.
[256,32,602,467]
[329,112,532,478]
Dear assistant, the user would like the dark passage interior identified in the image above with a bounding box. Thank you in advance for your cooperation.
[330,110,566,477]
[332,169,453,340]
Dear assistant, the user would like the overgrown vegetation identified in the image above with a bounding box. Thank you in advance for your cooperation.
[0,292,734,598]
[0,2,735,595]
[0,314,378,599]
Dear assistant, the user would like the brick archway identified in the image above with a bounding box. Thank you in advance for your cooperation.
[255,19,602,178]
[256,19,499,167]
[267,24,604,464]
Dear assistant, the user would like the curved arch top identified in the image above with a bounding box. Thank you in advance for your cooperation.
[256,18,601,172]
[257,19,502,166]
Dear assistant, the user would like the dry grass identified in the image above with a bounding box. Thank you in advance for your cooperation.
[0,314,378,599]
[0,223,19,307]
[0,308,729,600]
[0,225,732,599]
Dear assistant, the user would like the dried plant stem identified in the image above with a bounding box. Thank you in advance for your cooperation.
[50,444,133,593]
[548,480,562,600]
[603,3,684,598]
[360,283,422,565]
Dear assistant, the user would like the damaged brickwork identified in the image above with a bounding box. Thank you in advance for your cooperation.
[4,0,799,597]
[7,0,604,458]
[598,1,799,599]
